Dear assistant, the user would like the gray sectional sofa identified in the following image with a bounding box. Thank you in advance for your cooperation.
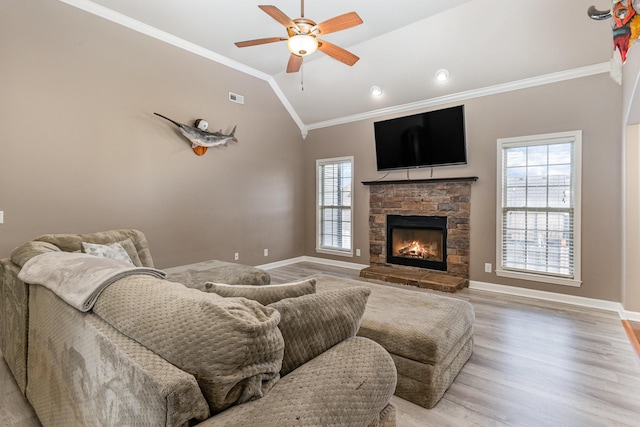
[0,229,397,426]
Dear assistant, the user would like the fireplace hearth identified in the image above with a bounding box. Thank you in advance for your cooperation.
[387,215,447,271]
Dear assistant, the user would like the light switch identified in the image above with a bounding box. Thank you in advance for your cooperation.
[0,211,4,224]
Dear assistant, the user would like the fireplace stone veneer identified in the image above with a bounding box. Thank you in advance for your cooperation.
[362,177,477,291]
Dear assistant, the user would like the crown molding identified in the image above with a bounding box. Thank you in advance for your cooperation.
[58,1,267,80]
[266,77,307,137]
[305,62,612,132]
[56,1,610,139]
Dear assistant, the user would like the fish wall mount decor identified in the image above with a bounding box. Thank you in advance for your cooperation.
[154,113,238,156]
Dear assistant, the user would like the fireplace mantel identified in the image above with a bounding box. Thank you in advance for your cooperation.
[362,176,478,186]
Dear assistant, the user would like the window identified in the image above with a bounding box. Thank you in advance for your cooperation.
[496,131,582,287]
[316,157,353,256]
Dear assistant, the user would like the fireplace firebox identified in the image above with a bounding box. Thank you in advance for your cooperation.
[386,215,447,271]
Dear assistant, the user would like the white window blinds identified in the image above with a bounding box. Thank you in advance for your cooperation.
[497,131,581,286]
[317,157,353,255]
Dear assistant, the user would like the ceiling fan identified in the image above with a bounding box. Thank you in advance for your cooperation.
[234,0,363,73]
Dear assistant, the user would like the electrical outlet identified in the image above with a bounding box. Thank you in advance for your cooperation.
[356,248,361,257]
[234,252,239,261]
[484,263,492,273]
[264,248,268,257]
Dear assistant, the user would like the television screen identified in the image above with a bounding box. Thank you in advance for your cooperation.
[373,105,467,171]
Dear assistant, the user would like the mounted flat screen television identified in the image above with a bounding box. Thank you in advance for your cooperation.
[373,105,467,171]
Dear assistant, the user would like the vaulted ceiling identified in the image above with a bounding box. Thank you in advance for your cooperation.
[65,0,615,133]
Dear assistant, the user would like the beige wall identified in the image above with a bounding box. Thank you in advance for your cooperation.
[0,1,629,304]
[622,46,640,312]
[0,0,305,268]
[624,125,640,311]
[303,74,624,302]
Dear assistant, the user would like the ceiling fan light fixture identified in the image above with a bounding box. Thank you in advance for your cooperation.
[235,3,363,73]
[287,34,318,56]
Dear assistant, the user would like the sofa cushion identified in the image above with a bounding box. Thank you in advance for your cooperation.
[11,241,61,267]
[92,276,285,413]
[28,285,211,426]
[34,229,154,267]
[206,337,397,427]
[81,241,136,266]
[201,279,316,305]
[268,287,370,376]
[314,274,475,365]
[165,259,271,287]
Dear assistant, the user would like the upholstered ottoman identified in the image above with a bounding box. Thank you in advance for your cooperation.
[165,259,271,288]
[314,274,474,409]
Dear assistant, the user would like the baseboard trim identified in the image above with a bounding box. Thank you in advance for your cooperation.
[470,280,640,321]
[257,257,640,321]
[255,257,307,271]
[256,256,369,272]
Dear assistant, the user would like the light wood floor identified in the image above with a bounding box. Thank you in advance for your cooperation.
[2,261,640,426]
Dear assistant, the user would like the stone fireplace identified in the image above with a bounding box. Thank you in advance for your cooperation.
[361,177,477,292]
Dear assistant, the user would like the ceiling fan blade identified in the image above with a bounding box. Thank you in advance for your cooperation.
[317,40,359,66]
[259,5,298,30]
[287,54,303,73]
[316,12,363,35]
[235,37,286,48]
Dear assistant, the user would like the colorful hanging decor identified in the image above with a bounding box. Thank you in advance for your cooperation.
[589,0,640,62]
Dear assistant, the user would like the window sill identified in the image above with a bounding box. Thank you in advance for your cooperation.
[316,248,353,258]
[495,269,581,287]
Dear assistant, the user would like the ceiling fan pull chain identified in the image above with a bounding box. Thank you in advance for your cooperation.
[301,64,305,91]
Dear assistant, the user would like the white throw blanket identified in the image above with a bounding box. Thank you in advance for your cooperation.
[18,251,167,312]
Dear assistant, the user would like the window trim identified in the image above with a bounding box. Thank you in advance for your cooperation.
[316,156,354,257]
[495,130,582,287]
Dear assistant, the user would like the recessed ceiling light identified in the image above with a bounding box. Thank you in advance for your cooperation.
[370,85,383,97]
[435,69,450,82]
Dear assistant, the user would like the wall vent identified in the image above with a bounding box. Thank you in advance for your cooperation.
[228,92,244,104]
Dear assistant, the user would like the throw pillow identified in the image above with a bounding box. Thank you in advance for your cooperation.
[115,238,143,266]
[81,241,134,266]
[268,286,371,376]
[201,278,316,305]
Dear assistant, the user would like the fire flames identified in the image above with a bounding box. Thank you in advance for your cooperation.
[396,240,441,261]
